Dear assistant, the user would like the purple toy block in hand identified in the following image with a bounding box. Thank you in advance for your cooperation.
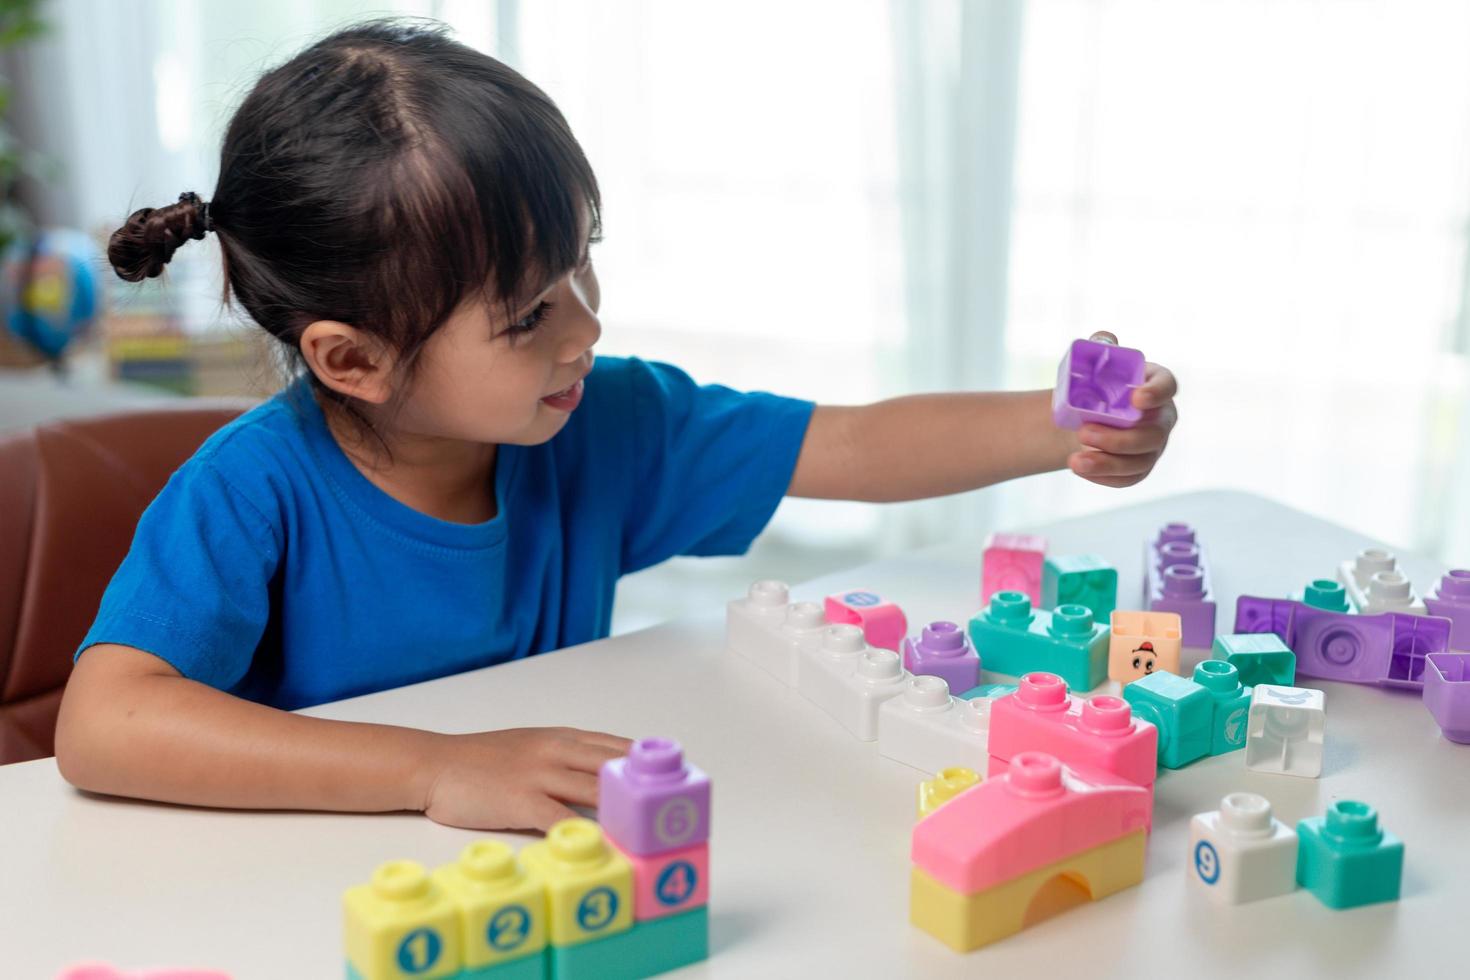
[1052,338,1147,430]
[599,737,711,857]
[902,621,980,694]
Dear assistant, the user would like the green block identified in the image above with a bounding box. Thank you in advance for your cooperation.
[1213,633,1296,686]
[349,950,546,980]
[1192,660,1251,756]
[967,592,1110,692]
[548,907,708,980]
[958,682,1018,701]
[1042,555,1119,618]
[1122,670,1212,768]
[1296,802,1404,909]
[1299,578,1350,612]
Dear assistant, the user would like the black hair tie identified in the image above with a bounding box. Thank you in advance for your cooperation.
[178,191,214,233]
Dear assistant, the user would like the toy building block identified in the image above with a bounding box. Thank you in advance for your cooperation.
[546,906,707,980]
[910,752,1149,951]
[1338,548,1427,615]
[1108,610,1183,684]
[1298,578,1350,613]
[1187,792,1298,904]
[824,589,907,651]
[1194,660,1252,755]
[58,969,233,980]
[982,532,1047,605]
[608,839,708,922]
[967,592,1110,693]
[901,621,980,695]
[1425,569,1470,651]
[725,580,828,686]
[986,672,1158,792]
[1043,554,1119,618]
[831,648,912,740]
[599,738,710,856]
[878,675,992,774]
[1122,670,1212,770]
[431,841,547,978]
[1245,684,1326,778]
[343,860,463,980]
[1050,337,1146,430]
[1213,633,1295,686]
[797,624,876,727]
[1423,652,1470,743]
[1142,523,1217,647]
[1233,595,1452,689]
[1296,801,1404,909]
[520,819,633,949]
[959,682,1019,700]
[917,767,982,819]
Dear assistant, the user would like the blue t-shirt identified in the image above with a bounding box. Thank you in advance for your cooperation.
[77,356,815,710]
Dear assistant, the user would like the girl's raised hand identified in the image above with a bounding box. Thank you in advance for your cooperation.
[421,726,633,831]
[1066,331,1178,489]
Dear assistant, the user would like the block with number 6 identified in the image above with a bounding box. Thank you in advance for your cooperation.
[599,737,711,856]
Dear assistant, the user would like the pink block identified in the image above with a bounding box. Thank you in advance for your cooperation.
[57,968,231,980]
[912,752,1152,895]
[987,672,1158,790]
[982,533,1047,605]
[824,590,907,651]
[610,839,709,921]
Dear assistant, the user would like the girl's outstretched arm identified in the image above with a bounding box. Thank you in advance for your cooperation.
[55,643,630,832]
[787,332,1178,501]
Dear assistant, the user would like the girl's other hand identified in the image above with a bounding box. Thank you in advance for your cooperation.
[421,726,633,831]
[1066,330,1178,488]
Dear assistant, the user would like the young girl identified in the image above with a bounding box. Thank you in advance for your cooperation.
[56,20,1178,832]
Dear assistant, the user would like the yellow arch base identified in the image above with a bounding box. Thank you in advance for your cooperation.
[910,829,1146,952]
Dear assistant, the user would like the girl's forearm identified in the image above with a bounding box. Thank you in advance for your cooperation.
[55,644,440,813]
[791,389,1078,502]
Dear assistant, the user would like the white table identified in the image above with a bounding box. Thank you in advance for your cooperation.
[2,490,1465,979]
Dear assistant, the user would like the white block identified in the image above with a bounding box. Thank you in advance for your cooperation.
[1188,792,1298,904]
[833,649,911,740]
[1245,684,1326,778]
[877,675,990,774]
[726,581,828,686]
[797,624,871,723]
[1337,551,1426,615]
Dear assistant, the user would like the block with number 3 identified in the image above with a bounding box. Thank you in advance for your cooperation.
[519,819,633,947]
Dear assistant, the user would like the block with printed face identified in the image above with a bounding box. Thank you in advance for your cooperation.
[1245,684,1325,778]
[1109,610,1183,684]
[1187,793,1297,904]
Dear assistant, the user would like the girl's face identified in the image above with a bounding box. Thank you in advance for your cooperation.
[390,231,602,448]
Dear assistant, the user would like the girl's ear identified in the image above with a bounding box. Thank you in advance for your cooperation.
[299,320,397,404]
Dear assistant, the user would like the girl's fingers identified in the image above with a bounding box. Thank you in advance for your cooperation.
[571,729,636,754]
[1069,450,1158,480]
[525,795,581,833]
[541,769,601,809]
[1077,422,1170,456]
[553,738,630,775]
[1133,363,1178,410]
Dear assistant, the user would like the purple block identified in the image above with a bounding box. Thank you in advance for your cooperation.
[1424,653,1470,743]
[1425,569,1470,651]
[1144,523,1216,647]
[1051,338,1147,430]
[901,620,980,693]
[598,737,711,856]
[1232,595,1453,689]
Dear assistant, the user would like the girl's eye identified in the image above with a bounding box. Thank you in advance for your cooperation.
[509,301,553,336]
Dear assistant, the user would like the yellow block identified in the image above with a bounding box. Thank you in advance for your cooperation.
[343,860,462,980]
[108,335,190,360]
[917,767,982,820]
[520,818,633,947]
[432,840,548,969]
[910,829,1146,951]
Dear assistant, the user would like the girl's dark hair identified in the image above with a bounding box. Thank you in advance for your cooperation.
[107,18,601,423]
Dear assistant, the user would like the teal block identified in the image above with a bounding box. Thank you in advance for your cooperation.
[349,951,545,980]
[1122,670,1212,768]
[1214,633,1296,686]
[1296,802,1404,909]
[1042,555,1118,618]
[548,907,708,980]
[967,592,1110,692]
[1192,660,1251,756]
[958,682,1019,700]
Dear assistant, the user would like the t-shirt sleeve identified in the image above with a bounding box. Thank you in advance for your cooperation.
[619,358,815,574]
[76,456,281,692]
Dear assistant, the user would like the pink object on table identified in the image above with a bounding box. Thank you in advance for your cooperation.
[610,839,710,921]
[823,590,907,651]
[982,532,1047,606]
[1051,338,1147,430]
[57,968,231,980]
[598,737,711,856]
[911,751,1152,895]
[986,672,1158,793]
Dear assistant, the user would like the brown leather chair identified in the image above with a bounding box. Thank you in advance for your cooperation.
[0,402,251,764]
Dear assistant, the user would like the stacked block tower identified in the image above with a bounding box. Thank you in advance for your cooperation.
[342,738,709,980]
